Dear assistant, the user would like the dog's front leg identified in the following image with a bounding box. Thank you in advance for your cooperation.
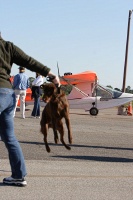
[41,123,51,153]
[52,118,59,144]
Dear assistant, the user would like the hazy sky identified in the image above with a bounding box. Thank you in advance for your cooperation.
[1,0,133,88]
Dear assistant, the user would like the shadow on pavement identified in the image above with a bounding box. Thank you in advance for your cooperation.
[52,155,133,162]
[19,141,133,151]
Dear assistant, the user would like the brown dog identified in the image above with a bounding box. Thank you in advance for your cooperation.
[40,82,72,153]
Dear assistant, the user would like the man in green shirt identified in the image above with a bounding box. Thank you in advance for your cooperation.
[0,35,60,186]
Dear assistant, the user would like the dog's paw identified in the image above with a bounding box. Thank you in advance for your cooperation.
[67,146,71,150]
[46,145,51,153]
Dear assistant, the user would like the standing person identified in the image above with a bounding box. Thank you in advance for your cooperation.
[31,73,43,118]
[13,66,30,119]
[0,35,60,187]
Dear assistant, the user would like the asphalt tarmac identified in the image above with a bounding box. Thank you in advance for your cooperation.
[0,106,133,200]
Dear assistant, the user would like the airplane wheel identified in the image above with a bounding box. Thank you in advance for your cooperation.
[90,107,99,116]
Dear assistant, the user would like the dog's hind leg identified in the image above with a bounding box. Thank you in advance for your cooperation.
[58,121,71,150]
[65,117,72,144]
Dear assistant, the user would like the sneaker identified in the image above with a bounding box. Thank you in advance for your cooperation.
[36,116,40,119]
[3,176,27,187]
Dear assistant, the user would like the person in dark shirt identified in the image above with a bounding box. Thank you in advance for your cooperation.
[0,35,60,186]
[31,73,44,118]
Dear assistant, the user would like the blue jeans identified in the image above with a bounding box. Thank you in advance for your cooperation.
[0,88,27,179]
[31,97,40,117]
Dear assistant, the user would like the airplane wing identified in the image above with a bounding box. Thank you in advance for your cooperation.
[60,71,98,85]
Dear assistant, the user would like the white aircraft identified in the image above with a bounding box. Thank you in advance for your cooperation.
[60,71,133,116]
[23,70,133,116]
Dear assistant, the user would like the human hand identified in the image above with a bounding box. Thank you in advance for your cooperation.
[47,71,61,87]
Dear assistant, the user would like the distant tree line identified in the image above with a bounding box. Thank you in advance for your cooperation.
[106,85,133,94]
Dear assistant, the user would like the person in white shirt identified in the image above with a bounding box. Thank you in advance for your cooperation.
[31,73,44,118]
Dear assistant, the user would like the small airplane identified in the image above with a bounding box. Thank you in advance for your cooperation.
[59,71,133,116]
[11,70,133,115]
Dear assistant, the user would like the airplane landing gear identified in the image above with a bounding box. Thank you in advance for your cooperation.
[90,107,99,116]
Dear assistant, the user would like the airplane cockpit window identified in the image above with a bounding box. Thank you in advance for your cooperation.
[96,86,112,98]
[95,85,122,99]
[103,86,122,98]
